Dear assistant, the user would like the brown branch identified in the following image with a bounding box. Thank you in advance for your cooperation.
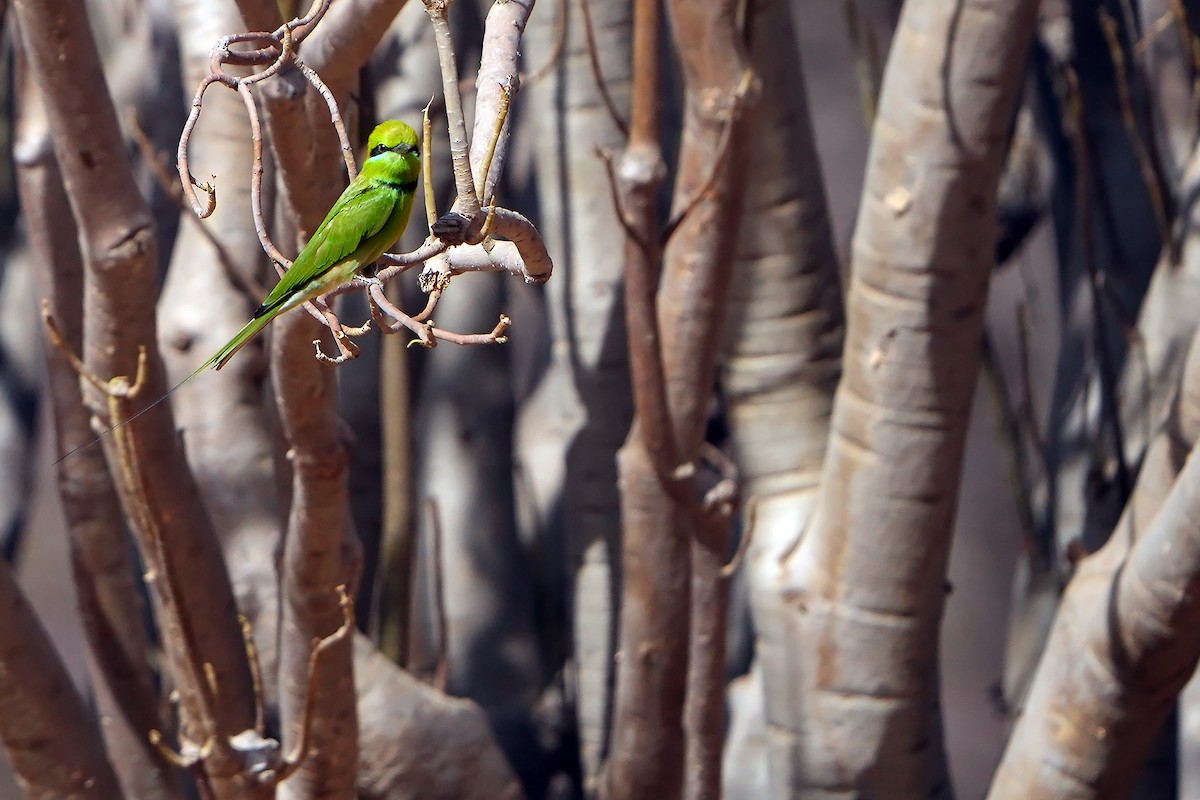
[606,0,757,794]
[0,556,123,800]
[267,299,360,800]
[686,445,740,800]
[277,588,355,782]
[16,58,181,799]
[14,3,259,796]
[614,0,675,486]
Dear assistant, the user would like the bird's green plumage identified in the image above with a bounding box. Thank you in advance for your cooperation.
[52,121,421,464]
[201,119,421,372]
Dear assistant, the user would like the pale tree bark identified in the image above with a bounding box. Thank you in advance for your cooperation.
[998,0,1167,735]
[522,0,633,789]
[1116,147,1200,500]
[1031,3,1200,791]
[1133,5,1200,793]
[716,0,844,791]
[777,0,1038,794]
[989,327,1200,798]
[724,664,770,800]
[1119,121,1200,800]
[354,636,525,800]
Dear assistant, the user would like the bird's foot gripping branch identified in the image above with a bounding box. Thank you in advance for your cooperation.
[177,0,552,370]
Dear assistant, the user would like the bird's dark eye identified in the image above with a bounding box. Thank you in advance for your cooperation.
[370,144,388,158]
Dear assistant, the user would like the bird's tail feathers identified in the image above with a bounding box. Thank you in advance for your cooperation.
[203,313,274,372]
[53,314,273,465]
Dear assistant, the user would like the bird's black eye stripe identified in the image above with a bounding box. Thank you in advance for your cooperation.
[370,142,418,157]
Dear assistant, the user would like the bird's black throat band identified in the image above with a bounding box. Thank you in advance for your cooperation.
[379,178,419,192]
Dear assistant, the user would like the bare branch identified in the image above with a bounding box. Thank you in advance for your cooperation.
[0,557,123,800]
[423,0,480,217]
[17,58,181,798]
[14,4,259,795]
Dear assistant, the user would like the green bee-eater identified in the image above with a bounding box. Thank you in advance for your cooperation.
[55,120,420,463]
[201,118,421,371]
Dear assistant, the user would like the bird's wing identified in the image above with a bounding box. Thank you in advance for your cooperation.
[259,179,400,313]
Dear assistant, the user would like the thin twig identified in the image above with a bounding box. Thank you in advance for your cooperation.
[429,314,511,345]
[296,57,357,181]
[238,82,292,266]
[178,74,226,218]
[424,0,481,217]
[239,616,267,736]
[579,0,629,137]
[596,147,648,248]
[366,280,435,343]
[422,99,438,227]
[525,0,569,86]
[1099,8,1176,264]
[42,320,235,768]
[661,69,754,244]
[425,499,450,691]
[475,81,513,202]
[277,586,355,779]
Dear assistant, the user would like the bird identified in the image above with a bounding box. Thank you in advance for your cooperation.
[54,119,421,464]
[202,118,421,371]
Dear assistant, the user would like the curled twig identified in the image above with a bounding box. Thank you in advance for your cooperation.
[721,496,757,579]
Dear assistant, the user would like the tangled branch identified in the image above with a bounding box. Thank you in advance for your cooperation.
[176,0,553,361]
